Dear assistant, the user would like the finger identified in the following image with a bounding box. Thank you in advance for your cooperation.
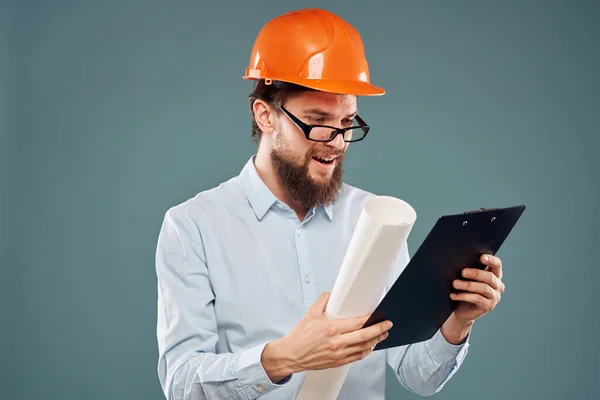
[341,345,376,366]
[450,292,495,309]
[339,320,393,347]
[308,292,331,316]
[484,266,506,294]
[453,279,500,301]
[481,254,503,279]
[328,314,372,335]
[462,268,504,293]
[342,330,388,356]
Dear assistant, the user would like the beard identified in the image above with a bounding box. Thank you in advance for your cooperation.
[270,141,344,210]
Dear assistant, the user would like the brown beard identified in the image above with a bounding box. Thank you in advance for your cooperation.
[270,145,344,210]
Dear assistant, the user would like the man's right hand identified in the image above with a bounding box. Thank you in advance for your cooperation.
[261,292,392,383]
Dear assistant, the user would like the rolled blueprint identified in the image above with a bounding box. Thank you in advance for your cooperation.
[295,195,417,400]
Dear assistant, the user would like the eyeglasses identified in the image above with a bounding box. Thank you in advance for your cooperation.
[280,106,370,143]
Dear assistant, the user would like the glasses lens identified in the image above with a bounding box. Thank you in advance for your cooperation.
[308,126,366,142]
[343,127,367,142]
[308,126,336,141]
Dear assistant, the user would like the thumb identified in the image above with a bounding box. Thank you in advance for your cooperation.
[308,292,331,316]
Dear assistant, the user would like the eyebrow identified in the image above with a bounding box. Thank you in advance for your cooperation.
[302,108,359,119]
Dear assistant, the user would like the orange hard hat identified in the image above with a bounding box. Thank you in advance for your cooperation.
[243,8,385,96]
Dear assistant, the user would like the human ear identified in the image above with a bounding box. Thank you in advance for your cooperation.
[252,99,276,135]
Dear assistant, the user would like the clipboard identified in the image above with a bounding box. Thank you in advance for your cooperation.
[363,204,526,350]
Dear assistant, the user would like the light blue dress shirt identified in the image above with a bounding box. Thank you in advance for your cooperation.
[155,156,470,400]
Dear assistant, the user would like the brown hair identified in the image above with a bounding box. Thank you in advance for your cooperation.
[248,80,315,144]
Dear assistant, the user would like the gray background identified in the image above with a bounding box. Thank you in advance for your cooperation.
[1,0,598,399]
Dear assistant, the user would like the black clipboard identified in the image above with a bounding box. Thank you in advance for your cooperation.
[363,204,526,350]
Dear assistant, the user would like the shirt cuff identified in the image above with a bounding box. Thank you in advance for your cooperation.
[236,342,291,398]
[425,328,470,365]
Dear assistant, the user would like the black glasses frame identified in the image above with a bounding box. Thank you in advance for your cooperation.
[279,106,370,143]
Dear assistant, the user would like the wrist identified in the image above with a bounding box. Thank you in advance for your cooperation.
[261,337,298,383]
[441,313,473,345]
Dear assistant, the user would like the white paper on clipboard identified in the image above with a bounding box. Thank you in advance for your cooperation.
[294,195,416,400]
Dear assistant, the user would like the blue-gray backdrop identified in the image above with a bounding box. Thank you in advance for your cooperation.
[1,1,598,399]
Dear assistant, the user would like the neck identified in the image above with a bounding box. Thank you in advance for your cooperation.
[254,148,309,221]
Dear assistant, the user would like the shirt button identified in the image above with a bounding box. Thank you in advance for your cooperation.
[296,229,301,236]
[304,275,311,283]
[257,385,264,393]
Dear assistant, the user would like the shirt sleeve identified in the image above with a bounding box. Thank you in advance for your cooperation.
[384,242,470,396]
[155,207,290,400]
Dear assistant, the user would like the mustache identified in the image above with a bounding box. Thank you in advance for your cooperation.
[307,147,345,158]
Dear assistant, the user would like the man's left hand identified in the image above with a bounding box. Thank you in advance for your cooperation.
[450,254,505,325]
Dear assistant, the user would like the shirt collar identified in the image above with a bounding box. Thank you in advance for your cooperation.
[322,201,334,221]
[238,155,334,222]
[239,156,278,220]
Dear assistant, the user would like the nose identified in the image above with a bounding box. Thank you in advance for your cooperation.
[326,132,346,150]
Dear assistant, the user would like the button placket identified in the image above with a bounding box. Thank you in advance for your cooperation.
[294,223,317,312]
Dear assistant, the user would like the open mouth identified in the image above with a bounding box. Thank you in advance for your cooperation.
[312,156,336,165]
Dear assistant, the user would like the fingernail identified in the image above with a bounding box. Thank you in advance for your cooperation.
[387,321,393,329]
[484,255,489,262]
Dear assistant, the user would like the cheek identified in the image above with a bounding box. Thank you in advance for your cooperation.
[279,127,313,155]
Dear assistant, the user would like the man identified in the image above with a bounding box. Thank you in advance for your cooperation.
[156,8,505,400]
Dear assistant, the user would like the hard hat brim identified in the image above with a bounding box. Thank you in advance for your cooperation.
[243,76,385,96]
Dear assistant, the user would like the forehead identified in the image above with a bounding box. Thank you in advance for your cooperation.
[285,90,357,113]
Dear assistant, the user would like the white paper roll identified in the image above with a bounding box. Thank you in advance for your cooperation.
[294,195,416,400]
